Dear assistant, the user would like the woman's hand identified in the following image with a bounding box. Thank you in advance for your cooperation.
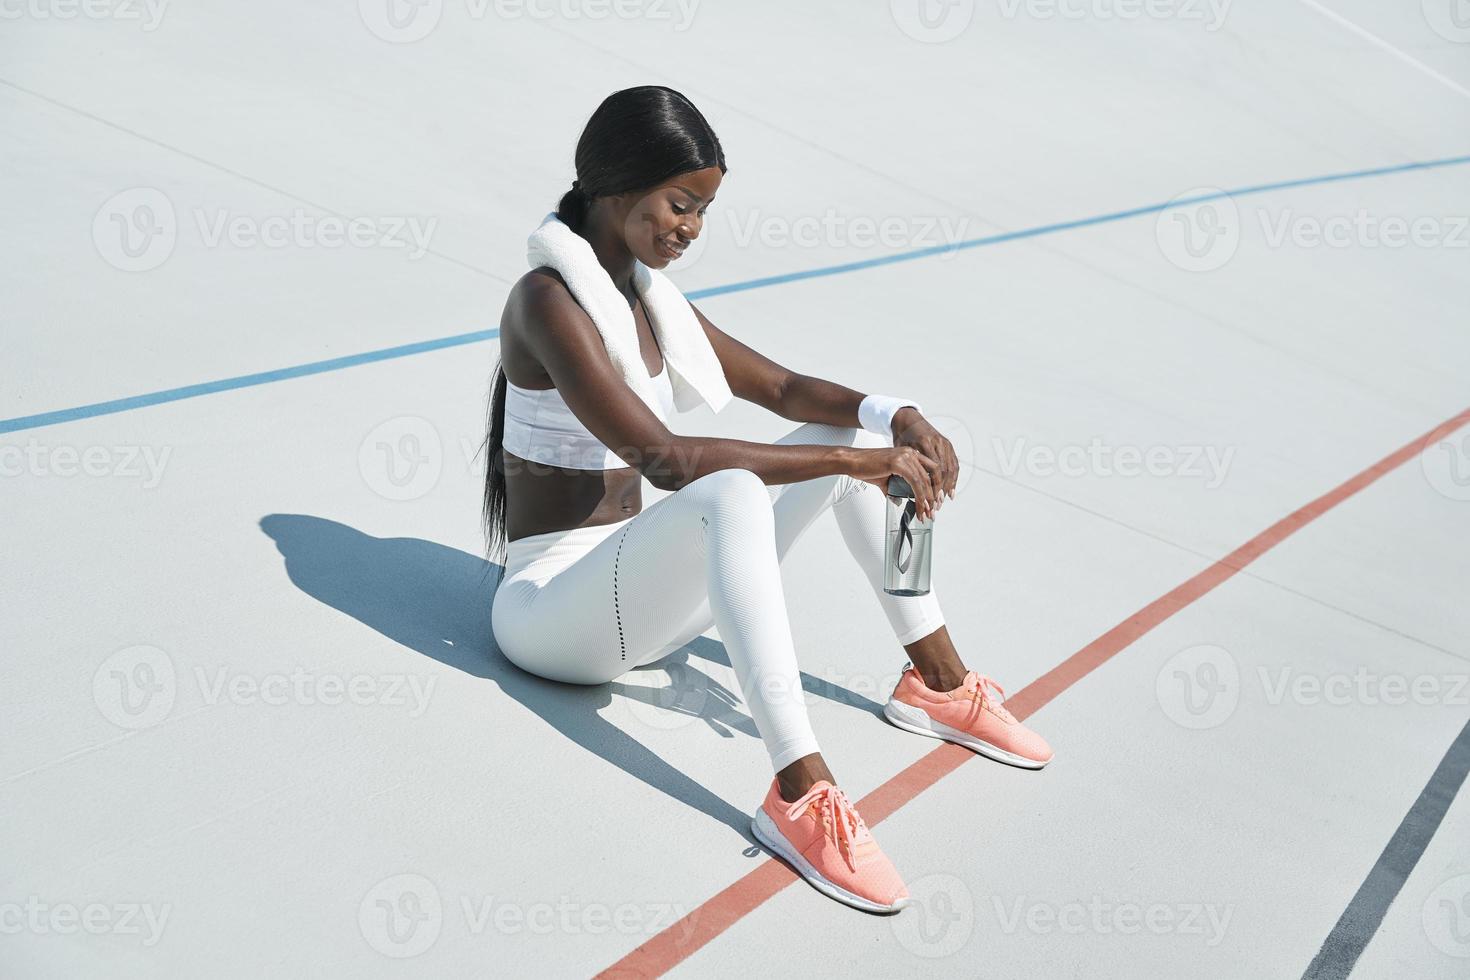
[849,445,946,521]
[890,407,959,507]
[848,410,959,521]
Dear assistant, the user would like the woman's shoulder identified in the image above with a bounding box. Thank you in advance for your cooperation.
[501,265,605,371]
[500,271,573,387]
[506,266,599,328]
[511,266,571,305]
[503,267,568,326]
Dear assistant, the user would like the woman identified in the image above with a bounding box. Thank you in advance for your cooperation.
[487,85,1052,914]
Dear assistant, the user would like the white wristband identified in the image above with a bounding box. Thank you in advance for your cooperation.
[858,394,924,437]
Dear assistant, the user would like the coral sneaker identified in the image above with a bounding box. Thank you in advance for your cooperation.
[884,666,1054,768]
[750,778,911,914]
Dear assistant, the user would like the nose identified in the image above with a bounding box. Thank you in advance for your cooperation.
[676,213,701,242]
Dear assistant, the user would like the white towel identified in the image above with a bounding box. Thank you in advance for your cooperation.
[525,212,734,420]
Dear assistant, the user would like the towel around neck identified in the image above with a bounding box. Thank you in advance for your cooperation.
[525,212,733,420]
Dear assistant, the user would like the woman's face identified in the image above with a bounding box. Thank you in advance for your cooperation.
[619,166,723,270]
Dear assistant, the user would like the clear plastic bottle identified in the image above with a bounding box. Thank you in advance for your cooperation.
[883,474,933,596]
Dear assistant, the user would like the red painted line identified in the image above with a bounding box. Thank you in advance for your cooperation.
[597,407,1470,979]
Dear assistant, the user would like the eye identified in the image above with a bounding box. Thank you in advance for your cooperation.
[672,202,689,215]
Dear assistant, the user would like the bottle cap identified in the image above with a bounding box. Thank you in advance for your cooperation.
[886,474,915,498]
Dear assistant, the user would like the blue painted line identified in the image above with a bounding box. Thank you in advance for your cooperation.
[684,153,1470,299]
[6,153,1469,435]
[0,330,497,435]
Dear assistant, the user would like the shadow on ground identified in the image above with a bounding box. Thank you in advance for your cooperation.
[259,513,883,841]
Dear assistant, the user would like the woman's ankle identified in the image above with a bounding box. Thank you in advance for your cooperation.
[776,753,836,802]
[903,625,968,692]
[917,665,969,692]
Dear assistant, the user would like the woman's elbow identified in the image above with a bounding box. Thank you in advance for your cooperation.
[634,437,694,492]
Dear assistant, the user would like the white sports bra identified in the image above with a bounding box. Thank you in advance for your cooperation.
[502,361,677,470]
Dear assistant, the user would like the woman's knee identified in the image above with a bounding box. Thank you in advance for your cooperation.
[681,467,772,516]
[686,466,765,493]
[675,468,775,547]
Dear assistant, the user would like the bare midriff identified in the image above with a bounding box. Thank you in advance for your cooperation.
[503,450,646,542]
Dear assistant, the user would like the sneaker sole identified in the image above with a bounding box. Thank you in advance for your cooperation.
[883,696,1051,769]
[750,808,911,915]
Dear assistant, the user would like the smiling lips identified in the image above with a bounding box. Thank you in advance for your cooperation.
[657,235,687,260]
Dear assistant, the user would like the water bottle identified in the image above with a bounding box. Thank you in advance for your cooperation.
[883,474,933,596]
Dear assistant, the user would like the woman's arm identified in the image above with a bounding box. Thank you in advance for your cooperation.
[517,275,936,505]
[692,302,960,505]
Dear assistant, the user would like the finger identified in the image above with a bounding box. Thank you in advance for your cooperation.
[923,434,953,500]
[921,437,951,509]
[923,443,946,517]
[942,437,959,499]
[903,464,930,521]
[926,454,944,518]
[908,452,941,520]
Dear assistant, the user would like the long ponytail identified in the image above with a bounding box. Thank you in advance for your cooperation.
[480,363,510,561]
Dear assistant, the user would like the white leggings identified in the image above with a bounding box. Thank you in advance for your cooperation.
[490,421,946,772]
